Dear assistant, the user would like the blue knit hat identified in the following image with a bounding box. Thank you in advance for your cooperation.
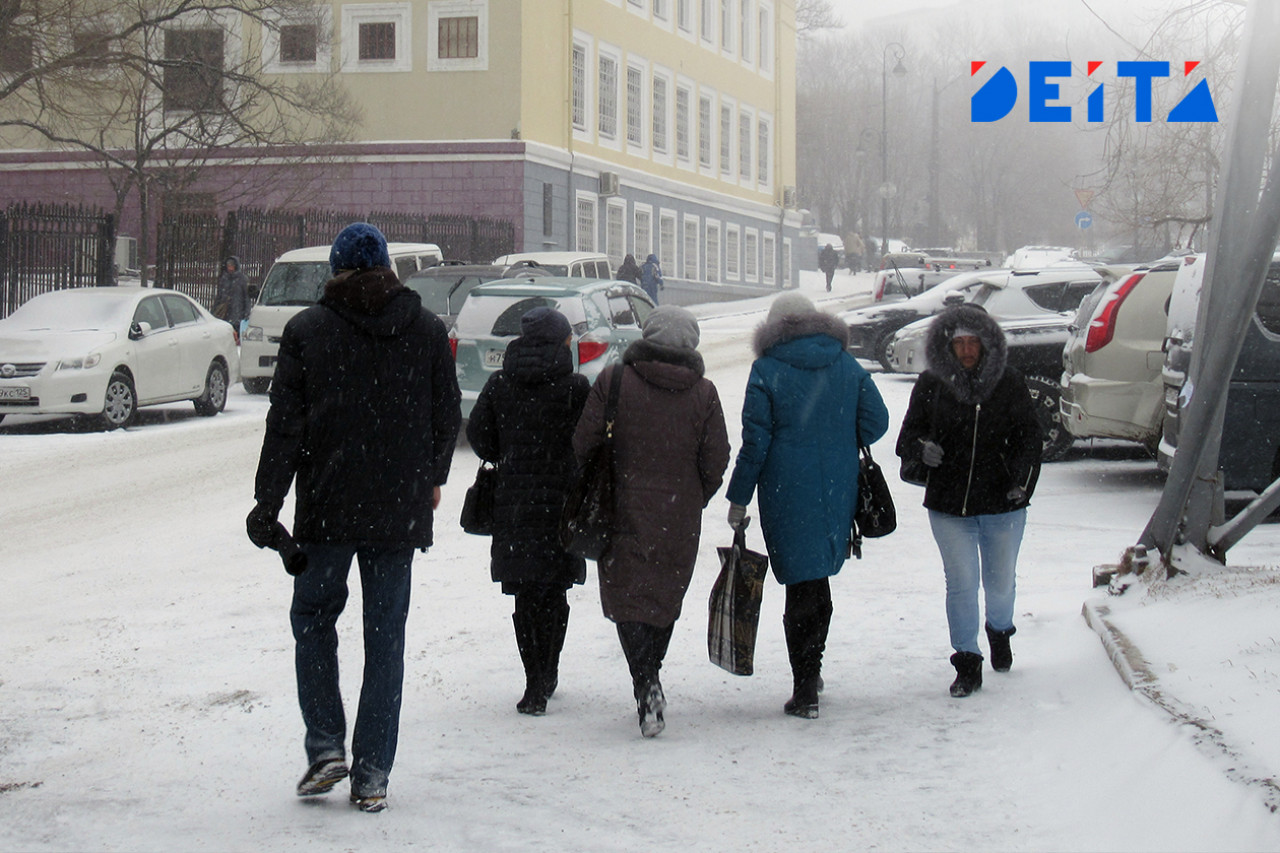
[329,223,391,275]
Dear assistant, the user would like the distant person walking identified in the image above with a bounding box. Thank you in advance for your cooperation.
[247,222,462,812]
[845,232,863,272]
[895,304,1042,699]
[573,306,730,737]
[640,253,664,303]
[616,253,642,286]
[819,243,839,292]
[214,256,249,342]
[466,307,591,717]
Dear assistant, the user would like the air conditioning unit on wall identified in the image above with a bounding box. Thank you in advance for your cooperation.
[782,186,798,208]
[599,172,620,196]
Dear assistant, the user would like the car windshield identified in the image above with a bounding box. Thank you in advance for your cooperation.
[455,294,588,337]
[257,261,332,306]
[3,291,132,331]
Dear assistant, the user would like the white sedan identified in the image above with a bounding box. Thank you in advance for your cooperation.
[0,286,239,429]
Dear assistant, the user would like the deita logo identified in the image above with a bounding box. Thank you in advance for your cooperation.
[970,61,1218,123]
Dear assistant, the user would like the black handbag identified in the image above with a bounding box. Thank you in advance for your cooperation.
[854,444,896,538]
[459,462,496,535]
[559,366,623,560]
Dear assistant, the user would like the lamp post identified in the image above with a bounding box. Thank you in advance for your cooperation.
[880,42,907,258]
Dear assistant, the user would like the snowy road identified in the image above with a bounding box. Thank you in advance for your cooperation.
[3,283,1280,851]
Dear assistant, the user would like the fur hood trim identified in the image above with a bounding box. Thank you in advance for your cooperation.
[753,310,850,358]
[623,337,705,376]
[323,267,404,316]
[924,304,1008,404]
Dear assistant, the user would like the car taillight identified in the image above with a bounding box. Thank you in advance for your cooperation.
[578,339,609,364]
[448,335,458,359]
[1085,272,1145,353]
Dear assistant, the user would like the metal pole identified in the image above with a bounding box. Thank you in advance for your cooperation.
[880,53,888,258]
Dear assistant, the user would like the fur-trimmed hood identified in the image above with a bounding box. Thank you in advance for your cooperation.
[321,267,418,336]
[924,304,1008,404]
[753,309,850,361]
[623,337,705,390]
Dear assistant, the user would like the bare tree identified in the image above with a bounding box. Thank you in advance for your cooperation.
[796,0,842,37]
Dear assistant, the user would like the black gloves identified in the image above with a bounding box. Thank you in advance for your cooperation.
[246,502,281,549]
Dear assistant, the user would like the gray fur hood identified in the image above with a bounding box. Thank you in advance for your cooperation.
[925,304,1008,405]
[753,309,850,359]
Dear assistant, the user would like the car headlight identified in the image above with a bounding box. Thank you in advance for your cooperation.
[57,353,102,370]
[243,326,263,342]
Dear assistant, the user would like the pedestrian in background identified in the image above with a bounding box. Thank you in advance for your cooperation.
[818,243,839,292]
[845,232,863,273]
[467,307,590,717]
[895,304,1041,698]
[616,253,642,286]
[639,253,664,304]
[246,222,461,812]
[573,305,729,738]
[725,292,889,719]
[214,256,249,342]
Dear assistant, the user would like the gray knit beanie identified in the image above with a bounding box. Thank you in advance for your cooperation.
[642,305,700,350]
[766,291,817,324]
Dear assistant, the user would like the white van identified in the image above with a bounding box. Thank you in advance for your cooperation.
[241,242,442,392]
[490,252,612,279]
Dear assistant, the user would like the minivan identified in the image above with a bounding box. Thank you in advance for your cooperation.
[241,242,443,392]
[490,252,612,279]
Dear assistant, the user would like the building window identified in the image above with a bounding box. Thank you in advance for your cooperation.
[164,28,224,112]
[720,0,732,51]
[725,226,740,279]
[654,0,668,21]
[740,0,751,63]
[719,104,732,174]
[438,16,477,58]
[607,201,626,268]
[758,5,771,70]
[678,0,692,31]
[652,74,668,154]
[757,118,770,184]
[659,212,677,275]
[342,4,411,72]
[675,85,691,162]
[744,229,758,281]
[634,206,653,258]
[683,217,699,280]
[698,94,713,169]
[279,24,317,63]
[626,64,644,147]
[264,8,330,74]
[705,221,720,283]
[700,0,713,42]
[739,111,752,180]
[0,1,32,74]
[782,238,792,285]
[598,53,618,139]
[571,42,587,130]
[71,30,113,69]
[543,183,554,236]
[428,2,488,71]
[576,195,596,252]
[762,232,776,284]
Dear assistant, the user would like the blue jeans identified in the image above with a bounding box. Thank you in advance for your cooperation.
[927,509,1025,655]
[291,544,414,795]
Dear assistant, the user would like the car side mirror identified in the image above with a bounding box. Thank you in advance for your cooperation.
[129,321,151,340]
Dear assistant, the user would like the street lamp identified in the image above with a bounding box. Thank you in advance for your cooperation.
[880,42,907,258]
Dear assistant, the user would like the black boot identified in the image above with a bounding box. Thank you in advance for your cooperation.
[543,598,570,700]
[949,651,984,698]
[617,622,673,737]
[512,610,546,715]
[985,623,1016,673]
[783,603,831,719]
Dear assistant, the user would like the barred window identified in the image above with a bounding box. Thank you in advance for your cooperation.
[719,104,732,174]
[659,213,676,273]
[438,16,478,59]
[164,28,224,112]
[626,65,644,146]
[634,208,652,258]
[744,230,758,281]
[705,223,720,283]
[762,232,776,283]
[757,119,769,183]
[598,54,618,139]
[279,24,318,63]
[675,85,691,162]
[359,21,396,60]
[683,219,699,279]
[698,95,713,169]
[607,203,625,268]
[571,43,586,130]
[726,227,740,278]
[576,196,596,251]
[739,112,752,180]
[782,238,792,285]
[652,76,668,154]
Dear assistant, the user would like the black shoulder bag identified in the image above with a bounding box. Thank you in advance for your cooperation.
[852,426,897,558]
[559,366,624,560]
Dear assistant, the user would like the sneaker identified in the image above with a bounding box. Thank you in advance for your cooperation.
[296,758,348,797]
[350,793,388,813]
[639,682,666,738]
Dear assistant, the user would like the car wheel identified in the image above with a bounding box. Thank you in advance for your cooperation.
[193,361,229,416]
[876,332,897,372]
[242,377,271,395]
[98,370,137,430]
[1026,374,1073,462]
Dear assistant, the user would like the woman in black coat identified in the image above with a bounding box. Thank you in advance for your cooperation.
[467,307,591,716]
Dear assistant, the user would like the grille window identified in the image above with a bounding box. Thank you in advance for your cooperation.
[571,43,586,130]
[438,16,478,59]
[359,22,396,61]
[279,24,318,63]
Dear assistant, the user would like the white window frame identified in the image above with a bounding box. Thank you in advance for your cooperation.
[651,67,673,164]
[159,9,243,115]
[762,231,776,284]
[677,0,694,37]
[738,106,754,183]
[725,224,741,281]
[633,203,653,259]
[719,97,734,177]
[427,0,488,72]
[756,113,772,189]
[757,1,773,78]
[705,219,721,283]
[739,0,752,66]
[341,3,412,73]
[675,80,693,167]
[606,199,627,268]
[262,7,332,74]
[626,60,647,152]
[576,192,597,252]
[720,0,733,56]
[571,36,591,138]
[782,237,792,286]
[659,210,678,277]
[697,90,714,174]
[597,43,622,147]
[682,214,700,280]
[744,227,759,282]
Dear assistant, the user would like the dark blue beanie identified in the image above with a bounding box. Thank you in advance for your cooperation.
[329,222,391,275]
[520,306,572,344]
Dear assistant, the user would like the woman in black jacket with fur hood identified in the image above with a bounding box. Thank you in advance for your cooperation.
[896,304,1042,698]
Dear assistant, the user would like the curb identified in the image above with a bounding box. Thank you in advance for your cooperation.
[1082,600,1280,813]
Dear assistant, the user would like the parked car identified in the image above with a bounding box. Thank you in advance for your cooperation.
[0,286,238,429]
[490,252,613,279]
[240,242,443,393]
[450,277,655,419]
[403,261,550,328]
[1158,251,1280,494]
[873,252,998,302]
[1060,259,1182,448]
[1003,246,1079,270]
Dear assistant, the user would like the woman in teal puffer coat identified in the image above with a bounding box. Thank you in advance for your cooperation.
[725,292,889,719]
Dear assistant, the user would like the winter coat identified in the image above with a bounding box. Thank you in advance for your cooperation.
[616,255,642,286]
[572,341,731,626]
[467,336,591,587]
[639,254,664,303]
[725,311,890,584]
[818,245,839,276]
[895,305,1042,517]
[254,267,462,548]
[214,256,250,328]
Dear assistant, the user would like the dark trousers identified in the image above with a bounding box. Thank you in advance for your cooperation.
[291,544,413,795]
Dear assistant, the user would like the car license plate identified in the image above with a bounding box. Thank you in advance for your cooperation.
[0,385,31,400]
[483,349,504,368]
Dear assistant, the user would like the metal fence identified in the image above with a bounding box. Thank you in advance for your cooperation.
[0,202,116,318]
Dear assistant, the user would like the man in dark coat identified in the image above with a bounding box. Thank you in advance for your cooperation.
[818,243,839,291]
[246,222,461,812]
[616,253,642,286]
[639,253,663,303]
[214,256,249,341]
[467,307,590,716]
[895,304,1041,699]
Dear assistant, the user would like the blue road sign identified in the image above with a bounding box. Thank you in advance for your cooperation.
[1075,211,1093,230]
